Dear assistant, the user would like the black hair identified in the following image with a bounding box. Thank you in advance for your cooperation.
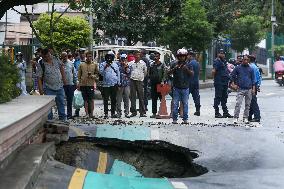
[42,48,49,55]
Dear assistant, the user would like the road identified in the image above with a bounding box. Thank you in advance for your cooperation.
[34,80,284,189]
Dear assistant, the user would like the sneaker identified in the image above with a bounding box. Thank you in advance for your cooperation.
[223,113,233,118]
[125,114,130,118]
[140,114,147,117]
[172,120,178,124]
[215,113,223,118]
[234,118,238,124]
[194,111,200,116]
[250,118,260,123]
[111,114,118,118]
[104,114,108,119]
[182,120,189,124]
[243,118,249,124]
[150,114,157,118]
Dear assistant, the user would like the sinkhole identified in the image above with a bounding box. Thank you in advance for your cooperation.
[55,138,208,178]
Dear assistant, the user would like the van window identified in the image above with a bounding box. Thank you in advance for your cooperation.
[97,50,111,63]
[164,53,174,66]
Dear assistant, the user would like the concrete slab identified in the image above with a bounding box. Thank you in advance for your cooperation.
[0,96,55,163]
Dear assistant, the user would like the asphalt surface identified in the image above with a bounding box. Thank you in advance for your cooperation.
[35,80,284,189]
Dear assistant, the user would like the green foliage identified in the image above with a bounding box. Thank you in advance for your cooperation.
[230,15,265,52]
[202,0,265,36]
[256,0,284,35]
[93,0,182,45]
[34,13,91,52]
[158,0,213,52]
[0,55,21,103]
[274,45,284,55]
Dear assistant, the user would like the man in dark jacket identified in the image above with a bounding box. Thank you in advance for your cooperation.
[188,50,201,116]
[168,49,193,124]
[149,52,166,118]
[212,49,233,118]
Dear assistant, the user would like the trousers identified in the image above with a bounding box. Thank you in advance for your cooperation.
[103,86,117,115]
[151,83,162,114]
[44,87,66,120]
[172,87,189,121]
[214,84,229,114]
[130,80,145,115]
[116,86,130,116]
[234,89,252,118]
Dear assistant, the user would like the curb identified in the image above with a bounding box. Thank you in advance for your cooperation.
[0,142,55,189]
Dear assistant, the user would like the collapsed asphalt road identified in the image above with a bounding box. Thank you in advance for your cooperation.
[34,80,284,189]
[55,139,207,178]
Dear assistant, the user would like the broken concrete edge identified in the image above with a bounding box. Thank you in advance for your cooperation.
[68,137,198,158]
[0,142,55,189]
[0,96,55,132]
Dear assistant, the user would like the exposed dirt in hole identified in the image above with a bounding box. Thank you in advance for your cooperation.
[55,139,208,178]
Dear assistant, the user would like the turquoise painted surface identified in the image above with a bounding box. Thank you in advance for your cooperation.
[96,125,151,141]
[83,172,174,189]
[110,160,143,177]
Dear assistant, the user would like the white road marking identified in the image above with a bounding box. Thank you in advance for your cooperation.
[266,93,276,96]
[171,182,188,189]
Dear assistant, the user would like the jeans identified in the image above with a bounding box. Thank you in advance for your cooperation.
[130,80,146,115]
[116,86,130,116]
[214,84,229,114]
[44,87,66,120]
[103,86,118,115]
[64,85,74,118]
[151,83,162,114]
[172,87,189,121]
[234,89,252,118]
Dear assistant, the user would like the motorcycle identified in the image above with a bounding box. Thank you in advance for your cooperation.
[275,71,284,86]
[274,60,284,86]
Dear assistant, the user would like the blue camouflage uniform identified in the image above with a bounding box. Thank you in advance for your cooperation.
[188,59,201,112]
[213,58,230,115]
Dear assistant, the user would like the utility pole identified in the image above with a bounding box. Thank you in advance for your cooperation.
[4,11,7,45]
[271,0,276,79]
[89,7,93,58]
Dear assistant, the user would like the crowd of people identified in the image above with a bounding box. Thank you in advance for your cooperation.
[15,47,262,124]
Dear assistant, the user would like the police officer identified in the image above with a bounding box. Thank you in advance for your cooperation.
[212,49,233,118]
[187,50,201,116]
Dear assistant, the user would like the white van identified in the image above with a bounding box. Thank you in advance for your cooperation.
[93,45,175,65]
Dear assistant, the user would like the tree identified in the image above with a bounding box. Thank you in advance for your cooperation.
[33,13,91,52]
[0,55,21,103]
[230,15,265,52]
[93,0,183,45]
[201,0,264,36]
[9,0,91,53]
[158,0,213,52]
[0,0,46,19]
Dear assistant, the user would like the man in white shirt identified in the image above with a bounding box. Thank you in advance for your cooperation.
[129,50,147,117]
